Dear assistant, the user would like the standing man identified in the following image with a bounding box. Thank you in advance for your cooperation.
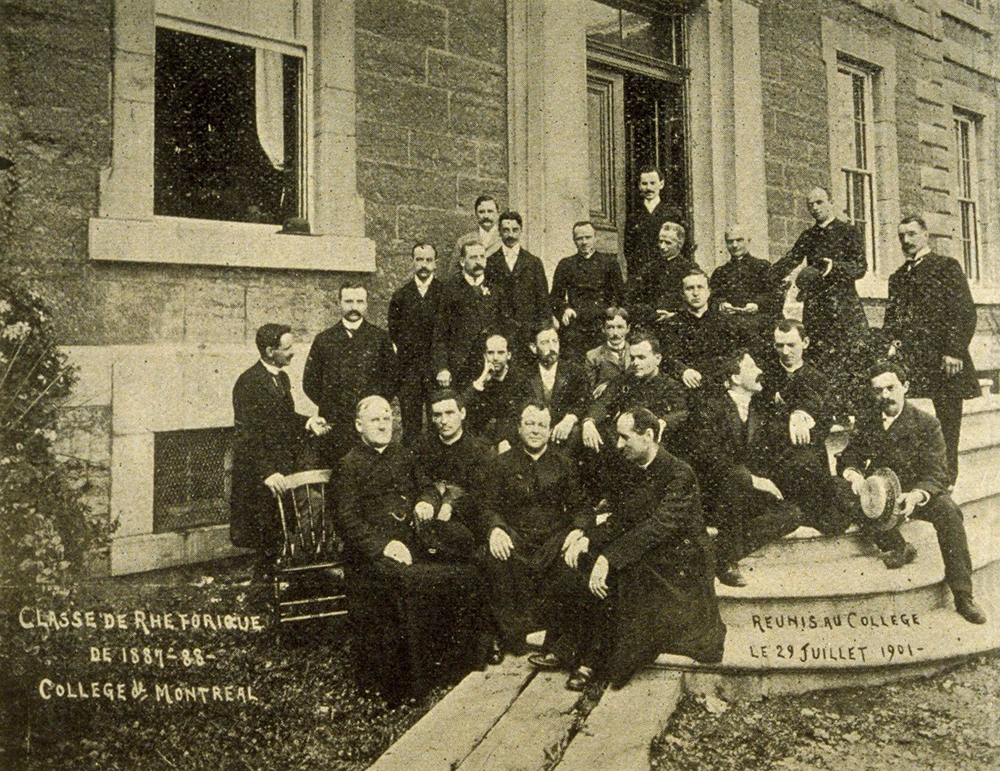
[231,324,329,556]
[433,241,501,391]
[840,362,985,624]
[532,407,725,691]
[303,283,397,464]
[388,242,445,445]
[711,223,780,357]
[883,215,978,486]
[480,401,592,655]
[487,210,551,357]
[769,187,870,372]
[455,194,502,275]
[550,220,624,358]
[624,165,685,289]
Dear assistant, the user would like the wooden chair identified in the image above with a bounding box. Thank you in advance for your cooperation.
[273,470,347,624]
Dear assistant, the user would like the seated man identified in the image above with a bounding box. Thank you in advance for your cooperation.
[463,332,524,451]
[480,401,592,655]
[685,350,802,587]
[337,396,494,702]
[584,306,631,397]
[759,319,857,535]
[840,361,986,625]
[413,389,496,557]
[230,323,329,566]
[532,407,726,691]
[514,320,589,453]
[660,267,747,400]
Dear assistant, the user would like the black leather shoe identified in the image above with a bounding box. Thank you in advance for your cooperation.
[717,565,747,587]
[566,666,593,691]
[882,543,917,569]
[954,594,987,625]
[528,652,566,670]
[487,639,505,666]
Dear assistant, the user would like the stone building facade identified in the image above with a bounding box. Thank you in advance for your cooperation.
[0,0,996,574]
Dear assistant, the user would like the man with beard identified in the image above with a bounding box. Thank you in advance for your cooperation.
[584,307,631,397]
[480,401,592,655]
[685,350,803,587]
[388,242,445,445]
[882,215,978,486]
[455,194,502,275]
[530,406,725,691]
[337,396,493,701]
[303,283,397,464]
[462,332,525,451]
[433,241,501,390]
[840,362,985,624]
[486,210,551,357]
[550,220,624,358]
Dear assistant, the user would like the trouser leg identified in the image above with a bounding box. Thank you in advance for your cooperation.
[914,494,974,597]
[399,378,428,447]
[713,482,801,566]
[932,396,963,486]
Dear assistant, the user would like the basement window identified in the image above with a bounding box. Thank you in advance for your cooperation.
[153,427,234,533]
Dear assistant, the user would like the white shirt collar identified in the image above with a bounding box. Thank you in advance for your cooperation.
[687,305,709,318]
[882,411,900,430]
[644,197,660,213]
[362,439,388,454]
[908,246,931,265]
[479,225,497,244]
[260,359,282,375]
[781,361,804,375]
[639,448,658,470]
[342,317,363,332]
[539,362,557,388]
[414,275,433,296]
[727,389,753,421]
[502,243,520,266]
[524,445,547,461]
[463,272,484,288]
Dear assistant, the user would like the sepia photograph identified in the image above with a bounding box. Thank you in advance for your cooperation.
[0,0,998,769]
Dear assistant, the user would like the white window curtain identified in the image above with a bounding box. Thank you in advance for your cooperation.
[255,48,285,170]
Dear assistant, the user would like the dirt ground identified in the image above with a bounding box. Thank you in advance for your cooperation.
[652,652,1000,771]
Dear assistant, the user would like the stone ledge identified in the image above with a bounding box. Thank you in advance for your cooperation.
[110,525,248,576]
[89,217,376,273]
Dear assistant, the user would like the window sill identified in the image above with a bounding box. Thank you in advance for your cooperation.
[88,216,376,273]
[940,1,993,35]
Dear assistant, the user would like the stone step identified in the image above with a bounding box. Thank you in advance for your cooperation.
[745,493,998,566]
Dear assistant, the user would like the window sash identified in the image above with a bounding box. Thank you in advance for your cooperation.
[954,113,981,281]
[835,62,878,271]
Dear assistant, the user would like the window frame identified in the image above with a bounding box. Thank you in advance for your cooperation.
[953,109,983,282]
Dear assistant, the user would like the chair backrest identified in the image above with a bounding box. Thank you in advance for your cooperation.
[275,470,336,563]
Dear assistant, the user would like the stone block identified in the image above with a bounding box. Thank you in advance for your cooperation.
[409,130,480,173]
[245,284,342,342]
[364,201,400,246]
[98,279,186,345]
[456,176,507,213]
[356,0,447,50]
[478,140,507,179]
[448,0,507,66]
[396,206,472,252]
[182,282,247,344]
[53,406,112,468]
[357,121,410,165]
[427,50,505,97]
[357,29,427,84]
[111,432,154,537]
[356,73,449,132]
[358,160,456,211]
[920,166,952,193]
[448,92,506,139]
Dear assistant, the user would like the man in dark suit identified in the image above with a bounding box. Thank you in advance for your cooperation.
[531,407,726,691]
[337,396,494,701]
[303,282,398,465]
[659,267,747,401]
[584,307,631,396]
[883,215,979,485]
[480,401,592,655]
[433,241,501,391]
[462,332,525,451]
[388,242,445,445]
[628,221,697,325]
[514,321,590,454]
[685,349,803,587]
[840,361,985,624]
[487,210,551,357]
[454,194,501,277]
[230,324,329,556]
[550,220,624,358]
[624,165,686,295]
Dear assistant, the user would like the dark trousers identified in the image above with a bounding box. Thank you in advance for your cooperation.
[867,493,973,597]
[399,377,430,447]
[932,396,964,486]
[542,553,613,670]
[769,444,856,535]
[708,471,802,567]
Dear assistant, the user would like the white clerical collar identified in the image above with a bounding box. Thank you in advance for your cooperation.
[524,445,547,461]
[687,305,709,318]
[342,317,363,332]
[818,216,836,229]
[479,226,496,244]
[363,439,388,454]
[414,275,433,295]
[781,361,804,375]
[260,359,282,375]
[644,197,660,213]
[579,250,595,260]
[463,272,484,288]
[439,428,464,446]
[639,447,658,470]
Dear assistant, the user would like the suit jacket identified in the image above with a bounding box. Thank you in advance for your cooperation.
[761,361,833,434]
[584,343,631,392]
[586,371,689,443]
[882,252,978,400]
[230,362,310,548]
[432,274,501,387]
[302,320,398,428]
[461,370,526,448]
[486,247,551,351]
[337,442,438,563]
[840,401,950,499]
[513,359,590,426]
[550,251,624,328]
[388,277,446,383]
[414,430,496,536]
[659,307,747,386]
[770,219,869,358]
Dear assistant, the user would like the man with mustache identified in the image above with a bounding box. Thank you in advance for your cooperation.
[388,242,445,445]
[303,282,397,464]
[454,194,502,276]
[840,361,985,624]
[584,307,631,397]
[624,165,686,304]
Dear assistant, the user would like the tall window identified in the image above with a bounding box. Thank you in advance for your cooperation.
[954,110,982,280]
[832,61,878,270]
[154,24,304,225]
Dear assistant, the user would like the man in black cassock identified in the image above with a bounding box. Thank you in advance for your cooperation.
[531,406,726,690]
[624,165,686,297]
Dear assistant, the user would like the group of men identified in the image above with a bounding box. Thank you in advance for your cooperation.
[231,174,986,700]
